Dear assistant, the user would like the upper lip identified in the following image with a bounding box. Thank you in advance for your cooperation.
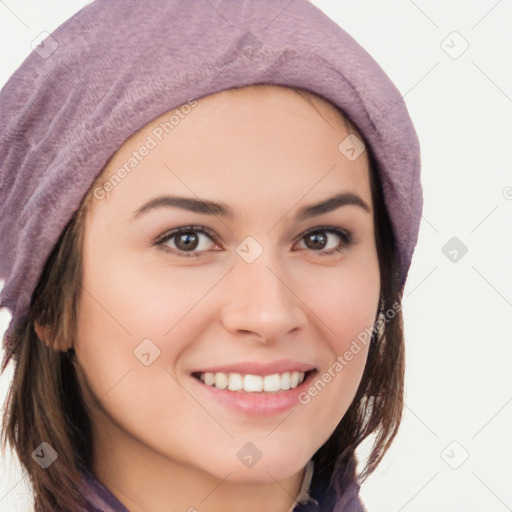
[191,359,316,377]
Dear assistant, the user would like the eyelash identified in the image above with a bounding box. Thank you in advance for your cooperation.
[154,225,353,258]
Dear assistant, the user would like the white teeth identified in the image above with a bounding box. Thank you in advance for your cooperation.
[280,372,291,390]
[228,373,243,391]
[263,374,280,392]
[244,374,263,392]
[204,372,215,386]
[214,372,228,390]
[198,370,307,392]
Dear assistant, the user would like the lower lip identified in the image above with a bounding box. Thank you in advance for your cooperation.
[191,371,317,416]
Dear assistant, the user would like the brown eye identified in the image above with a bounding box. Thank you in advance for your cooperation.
[156,226,219,258]
[174,231,200,251]
[304,231,328,250]
[297,227,353,256]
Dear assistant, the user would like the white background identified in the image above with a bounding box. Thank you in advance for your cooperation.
[1,1,511,511]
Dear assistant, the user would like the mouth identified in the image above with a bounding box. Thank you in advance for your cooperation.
[190,368,318,416]
[191,369,316,393]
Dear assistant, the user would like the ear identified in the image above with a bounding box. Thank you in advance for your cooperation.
[34,322,50,344]
[34,322,73,352]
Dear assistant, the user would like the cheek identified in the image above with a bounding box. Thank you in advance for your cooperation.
[293,254,379,435]
[74,286,134,404]
[79,231,222,345]
[73,284,195,444]
[309,253,380,349]
[73,243,223,417]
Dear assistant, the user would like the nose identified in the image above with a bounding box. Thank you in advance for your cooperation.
[220,254,308,343]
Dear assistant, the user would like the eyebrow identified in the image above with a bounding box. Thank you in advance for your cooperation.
[133,192,371,221]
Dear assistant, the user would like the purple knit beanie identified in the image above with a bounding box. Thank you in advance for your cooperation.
[0,0,422,369]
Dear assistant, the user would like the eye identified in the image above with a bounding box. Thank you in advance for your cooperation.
[155,225,353,258]
[155,226,220,258]
[295,226,353,256]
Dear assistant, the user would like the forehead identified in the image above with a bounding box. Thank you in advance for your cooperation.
[197,85,356,136]
[87,84,372,220]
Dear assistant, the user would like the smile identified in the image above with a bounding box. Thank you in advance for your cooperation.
[190,368,318,416]
[193,371,310,393]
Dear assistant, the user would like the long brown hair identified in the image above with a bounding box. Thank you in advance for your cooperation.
[1,96,404,511]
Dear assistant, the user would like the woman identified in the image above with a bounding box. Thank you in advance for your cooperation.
[0,1,422,511]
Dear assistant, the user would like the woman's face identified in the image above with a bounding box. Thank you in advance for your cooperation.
[75,85,380,489]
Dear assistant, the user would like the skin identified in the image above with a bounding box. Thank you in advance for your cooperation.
[38,85,380,512]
